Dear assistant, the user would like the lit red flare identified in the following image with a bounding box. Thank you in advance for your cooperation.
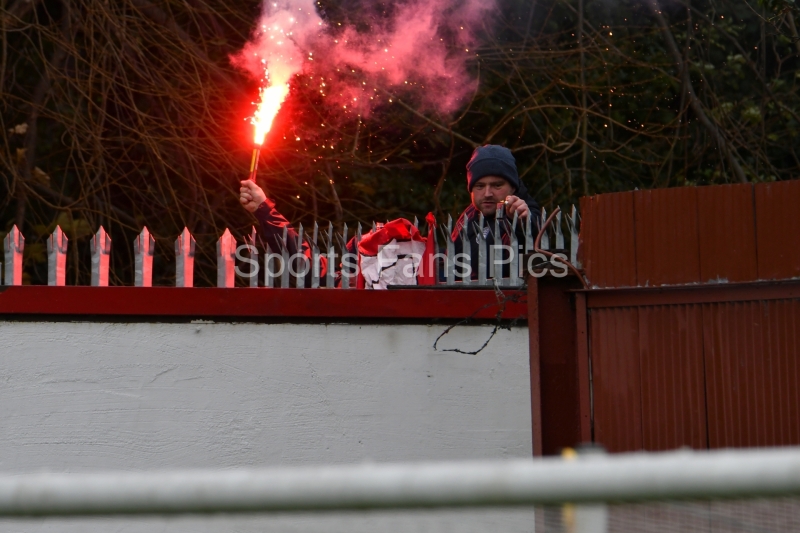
[252,82,289,146]
[247,81,289,181]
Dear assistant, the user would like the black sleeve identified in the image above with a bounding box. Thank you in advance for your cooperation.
[451,207,478,280]
[253,199,327,279]
[254,199,301,255]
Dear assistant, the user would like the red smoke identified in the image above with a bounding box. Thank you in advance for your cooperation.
[231,0,493,122]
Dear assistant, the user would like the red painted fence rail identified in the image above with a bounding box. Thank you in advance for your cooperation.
[0,286,528,321]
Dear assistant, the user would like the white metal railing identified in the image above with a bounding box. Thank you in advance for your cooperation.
[0,447,798,517]
[1,205,581,289]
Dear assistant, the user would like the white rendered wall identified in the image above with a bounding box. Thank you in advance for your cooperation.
[0,320,533,532]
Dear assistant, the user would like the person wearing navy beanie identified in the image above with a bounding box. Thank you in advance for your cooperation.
[466,144,521,192]
[451,144,541,279]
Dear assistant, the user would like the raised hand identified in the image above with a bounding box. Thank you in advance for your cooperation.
[239,180,267,213]
[504,195,529,221]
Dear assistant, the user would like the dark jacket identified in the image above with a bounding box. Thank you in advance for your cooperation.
[450,182,541,279]
[254,199,327,281]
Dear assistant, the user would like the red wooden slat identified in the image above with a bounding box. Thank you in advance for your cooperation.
[703,300,800,448]
[638,305,707,451]
[696,183,758,283]
[755,180,800,280]
[580,192,637,289]
[634,188,701,286]
[590,307,642,452]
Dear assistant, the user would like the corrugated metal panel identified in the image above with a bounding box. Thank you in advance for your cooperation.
[576,183,800,454]
[580,192,637,289]
[634,188,701,286]
[703,299,800,448]
[638,305,707,451]
[590,307,642,452]
[580,182,800,288]
[696,184,758,283]
[755,180,800,280]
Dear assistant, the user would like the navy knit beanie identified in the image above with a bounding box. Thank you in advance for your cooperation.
[466,145,520,192]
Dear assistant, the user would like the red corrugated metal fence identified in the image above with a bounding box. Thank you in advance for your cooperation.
[578,181,800,288]
[532,180,800,455]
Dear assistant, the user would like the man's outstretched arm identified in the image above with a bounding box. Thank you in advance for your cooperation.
[239,180,326,277]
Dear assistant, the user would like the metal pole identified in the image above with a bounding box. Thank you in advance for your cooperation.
[340,223,350,289]
[3,225,24,286]
[492,205,503,283]
[555,210,565,250]
[509,212,520,287]
[47,225,68,286]
[280,226,290,289]
[540,208,549,250]
[476,214,486,286]
[325,222,335,289]
[445,215,454,285]
[216,229,236,288]
[245,226,259,288]
[311,222,320,289]
[263,245,275,288]
[90,227,111,287]
[134,227,155,287]
[175,228,195,288]
[461,219,471,286]
[295,223,305,289]
[0,448,799,517]
[563,446,608,533]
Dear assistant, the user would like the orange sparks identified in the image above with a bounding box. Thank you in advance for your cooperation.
[252,81,290,145]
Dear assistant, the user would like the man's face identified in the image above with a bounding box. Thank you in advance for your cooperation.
[470,176,514,216]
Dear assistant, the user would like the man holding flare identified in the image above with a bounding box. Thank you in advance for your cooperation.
[239,144,539,283]
[450,144,541,279]
[239,178,326,280]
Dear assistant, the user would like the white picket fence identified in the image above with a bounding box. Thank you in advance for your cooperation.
[2,206,581,288]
